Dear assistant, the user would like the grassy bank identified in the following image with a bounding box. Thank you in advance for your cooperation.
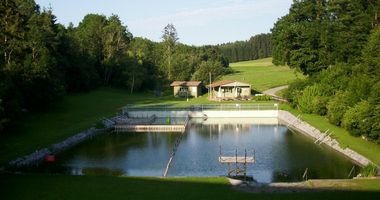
[0,174,379,200]
[281,104,380,166]
[224,58,303,91]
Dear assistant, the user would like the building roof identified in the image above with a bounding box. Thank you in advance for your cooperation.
[170,81,202,87]
[207,80,250,88]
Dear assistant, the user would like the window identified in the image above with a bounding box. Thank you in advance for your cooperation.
[180,87,188,92]
[225,87,233,93]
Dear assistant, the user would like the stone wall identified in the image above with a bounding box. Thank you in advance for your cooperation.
[7,127,103,168]
[278,110,371,167]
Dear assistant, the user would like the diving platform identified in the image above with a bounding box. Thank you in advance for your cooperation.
[219,156,255,163]
[219,146,256,177]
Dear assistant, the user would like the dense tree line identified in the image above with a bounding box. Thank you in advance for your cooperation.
[215,33,272,63]
[0,0,230,133]
[272,0,380,143]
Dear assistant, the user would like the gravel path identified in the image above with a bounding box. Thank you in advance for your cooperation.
[262,85,288,98]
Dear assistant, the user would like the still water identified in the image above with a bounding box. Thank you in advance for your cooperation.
[39,118,358,183]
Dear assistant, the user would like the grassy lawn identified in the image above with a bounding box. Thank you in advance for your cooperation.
[0,174,379,200]
[223,58,304,91]
[281,104,380,166]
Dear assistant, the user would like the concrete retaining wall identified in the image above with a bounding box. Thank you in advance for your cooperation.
[7,127,102,168]
[127,110,278,118]
[278,110,371,167]
[202,110,277,118]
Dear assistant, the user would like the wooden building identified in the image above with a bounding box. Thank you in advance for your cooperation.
[208,80,251,100]
[170,81,202,98]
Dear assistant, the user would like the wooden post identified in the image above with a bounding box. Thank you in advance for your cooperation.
[244,149,247,180]
[235,149,238,176]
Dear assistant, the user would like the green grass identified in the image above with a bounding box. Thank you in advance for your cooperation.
[224,58,303,91]
[281,104,380,166]
[0,174,379,200]
[0,88,130,164]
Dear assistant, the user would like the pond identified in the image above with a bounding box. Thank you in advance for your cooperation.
[36,118,358,183]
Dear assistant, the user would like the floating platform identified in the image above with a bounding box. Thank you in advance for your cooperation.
[219,147,256,177]
[219,156,255,163]
[113,116,190,133]
[114,125,186,133]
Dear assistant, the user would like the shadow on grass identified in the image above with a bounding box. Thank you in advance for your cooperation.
[0,174,379,200]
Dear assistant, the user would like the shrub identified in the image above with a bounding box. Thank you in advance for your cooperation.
[296,84,328,114]
[283,79,309,106]
[360,163,378,177]
[369,105,380,143]
[310,95,329,115]
[254,95,272,101]
[369,81,380,104]
[297,85,318,113]
[316,64,352,95]
[346,75,373,105]
[342,101,371,137]
[327,91,351,126]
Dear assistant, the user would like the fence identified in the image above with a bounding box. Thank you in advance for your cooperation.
[123,103,279,114]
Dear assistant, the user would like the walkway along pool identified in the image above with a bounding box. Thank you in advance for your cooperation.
[33,117,360,183]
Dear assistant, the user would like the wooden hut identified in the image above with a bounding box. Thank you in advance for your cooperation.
[208,80,251,100]
[170,81,202,98]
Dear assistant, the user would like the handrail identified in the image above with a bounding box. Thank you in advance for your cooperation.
[123,103,278,112]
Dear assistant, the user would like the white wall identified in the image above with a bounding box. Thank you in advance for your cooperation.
[127,110,278,118]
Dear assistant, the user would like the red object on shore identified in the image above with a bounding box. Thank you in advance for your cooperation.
[45,154,56,162]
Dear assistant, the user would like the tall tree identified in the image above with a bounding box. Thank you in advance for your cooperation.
[75,14,107,82]
[161,24,178,80]
[74,14,132,86]
[102,15,132,85]
[362,25,380,80]
[272,0,330,75]
[328,0,372,64]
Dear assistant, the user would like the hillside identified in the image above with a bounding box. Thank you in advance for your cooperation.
[223,58,303,92]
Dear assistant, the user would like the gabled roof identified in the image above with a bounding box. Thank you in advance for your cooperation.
[207,80,250,88]
[170,81,202,87]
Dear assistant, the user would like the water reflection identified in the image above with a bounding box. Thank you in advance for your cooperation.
[36,118,357,182]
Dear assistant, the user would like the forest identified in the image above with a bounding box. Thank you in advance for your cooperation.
[0,0,237,133]
[216,33,272,63]
[272,0,380,143]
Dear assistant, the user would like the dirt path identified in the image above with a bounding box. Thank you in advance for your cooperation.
[261,85,288,98]
[232,179,380,193]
